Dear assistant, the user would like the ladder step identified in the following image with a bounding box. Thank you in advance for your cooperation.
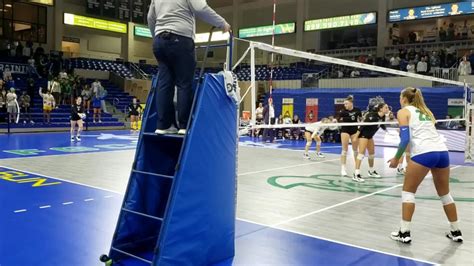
[143,132,184,139]
[121,208,164,221]
[111,247,153,264]
[132,169,174,179]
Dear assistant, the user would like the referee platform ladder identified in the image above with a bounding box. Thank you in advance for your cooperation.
[101,73,238,265]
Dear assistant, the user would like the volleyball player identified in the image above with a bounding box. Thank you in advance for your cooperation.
[353,103,390,181]
[128,97,143,131]
[303,118,329,160]
[70,96,85,142]
[388,87,463,243]
[337,95,362,177]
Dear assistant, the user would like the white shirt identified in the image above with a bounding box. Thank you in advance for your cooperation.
[390,57,400,66]
[417,61,428,72]
[269,105,275,119]
[256,107,263,119]
[406,64,416,73]
[405,105,447,156]
[458,61,472,76]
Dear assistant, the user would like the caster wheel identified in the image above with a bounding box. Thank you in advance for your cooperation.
[100,254,113,266]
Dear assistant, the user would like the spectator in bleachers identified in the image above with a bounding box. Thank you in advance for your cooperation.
[20,91,33,124]
[49,78,61,109]
[390,54,401,69]
[447,23,456,41]
[128,97,143,131]
[406,60,416,73]
[3,67,12,81]
[458,56,472,76]
[39,87,55,124]
[439,26,447,42]
[430,51,441,70]
[81,85,92,113]
[15,42,23,58]
[290,114,302,140]
[416,57,428,75]
[6,88,18,123]
[350,69,360,78]
[0,89,6,117]
[92,93,102,123]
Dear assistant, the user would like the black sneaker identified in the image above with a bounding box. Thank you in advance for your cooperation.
[446,230,463,243]
[352,173,365,182]
[390,230,412,244]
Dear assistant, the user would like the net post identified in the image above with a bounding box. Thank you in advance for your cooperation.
[250,42,256,126]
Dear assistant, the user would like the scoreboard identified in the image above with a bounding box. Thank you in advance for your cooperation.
[86,0,151,24]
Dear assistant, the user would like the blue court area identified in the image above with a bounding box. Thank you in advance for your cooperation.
[0,165,431,266]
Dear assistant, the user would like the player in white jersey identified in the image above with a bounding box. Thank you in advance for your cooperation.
[303,118,329,159]
[388,87,463,244]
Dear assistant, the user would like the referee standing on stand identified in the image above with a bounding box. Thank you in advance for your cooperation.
[148,0,231,135]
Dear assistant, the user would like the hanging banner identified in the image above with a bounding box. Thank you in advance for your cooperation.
[0,62,29,74]
[282,98,294,120]
[305,98,319,122]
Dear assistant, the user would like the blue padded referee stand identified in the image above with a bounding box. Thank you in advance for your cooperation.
[104,74,237,265]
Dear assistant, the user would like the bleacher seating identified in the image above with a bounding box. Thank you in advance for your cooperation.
[70,58,133,79]
[234,64,329,81]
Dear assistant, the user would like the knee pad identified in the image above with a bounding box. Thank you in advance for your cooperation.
[402,191,415,204]
[440,193,454,206]
[368,154,375,160]
[356,154,364,160]
[306,141,312,147]
[341,150,347,156]
[316,141,321,146]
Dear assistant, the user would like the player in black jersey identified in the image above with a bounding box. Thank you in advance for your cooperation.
[336,95,362,177]
[353,103,390,181]
[128,98,143,131]
[70,96,85,142]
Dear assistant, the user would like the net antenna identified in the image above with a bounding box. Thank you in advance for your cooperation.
[465,81,474,162]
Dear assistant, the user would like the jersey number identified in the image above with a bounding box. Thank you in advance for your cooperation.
[415,110,431,122]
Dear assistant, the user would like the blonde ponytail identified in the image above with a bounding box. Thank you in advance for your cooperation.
[401,87,436,122]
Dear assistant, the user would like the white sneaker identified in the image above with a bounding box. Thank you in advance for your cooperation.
[30,121,35,124]
[397,168,405,176]
[23,120,26,124]
[155,128,178,135]
[391,230,412,244]
[316,152,325,158]
[70,136,75,142]
[303,153,310,160]
[177,129,187,135]
[341,168,348,177]
[352,173,365,182]
[368,170,381,178]
[75,136,81,142]
[99,120,102,123]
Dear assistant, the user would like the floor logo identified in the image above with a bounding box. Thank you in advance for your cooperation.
[267,174,474,202]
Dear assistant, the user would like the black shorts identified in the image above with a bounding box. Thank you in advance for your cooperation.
[358,129,376,140]
[70,114,82,121]
[340,126,358,136]
[129,111,139,117]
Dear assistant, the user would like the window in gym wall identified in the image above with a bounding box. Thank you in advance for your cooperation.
[0,0,47,43]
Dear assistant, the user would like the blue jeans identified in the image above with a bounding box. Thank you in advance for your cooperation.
[153,32,196,129]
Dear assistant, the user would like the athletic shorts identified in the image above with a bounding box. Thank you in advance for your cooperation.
[358,129,376,140]
[411,151,450,169]
[340,126,358,136]
[43,105,53,112]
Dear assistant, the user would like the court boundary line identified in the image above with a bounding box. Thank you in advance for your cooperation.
[237,217,439,266]
[270,165,462,227]
[4,165,467,265]
[238,158,340,176]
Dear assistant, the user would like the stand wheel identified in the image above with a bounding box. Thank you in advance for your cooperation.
[100,254,113,266]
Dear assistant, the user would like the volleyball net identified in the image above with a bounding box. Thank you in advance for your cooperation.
[230,37,473,161]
